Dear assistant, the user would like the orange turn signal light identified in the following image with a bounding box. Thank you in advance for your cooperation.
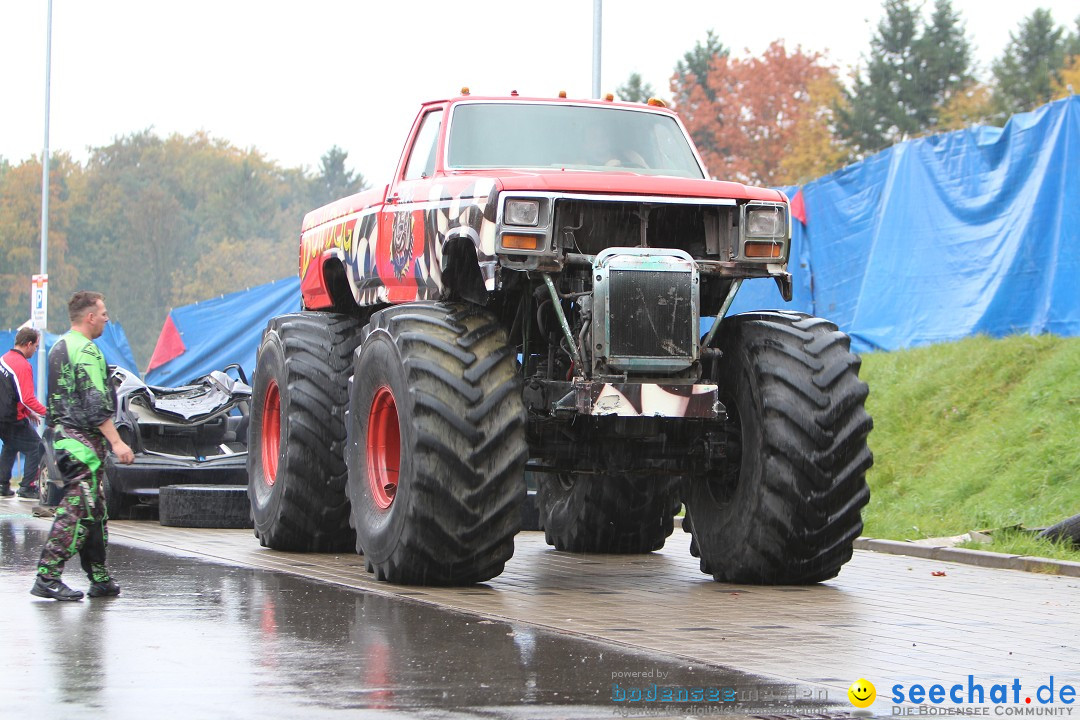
[502,234,540,250]
[744,242,782,258]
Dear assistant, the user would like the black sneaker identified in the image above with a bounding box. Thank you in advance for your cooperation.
[16,488,37,500]
[87,579,120,598]
[30,576,84,601]
[0,487,14,497]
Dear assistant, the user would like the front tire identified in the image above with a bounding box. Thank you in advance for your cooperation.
[537,473,680,553]
[683,312,872,584]
[346,302,527,585]
[248,312,362,551]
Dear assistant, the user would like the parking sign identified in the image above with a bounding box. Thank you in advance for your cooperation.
[31,274,48,329]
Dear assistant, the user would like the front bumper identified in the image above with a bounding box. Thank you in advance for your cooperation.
[537,381,723,419]
[108,452,248,496]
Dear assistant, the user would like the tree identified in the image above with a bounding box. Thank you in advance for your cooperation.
[992,9,1067,114]
[1052,55,1080,98]
[778,73,855,185]
[615,73,656,103]
[1067,16,1080,57]
[0,153,83,330]
[838,0,973,155]
[671,29,728,106]
[671,30,731,171]
[678,40,842,186]
[314,146,367,207]
[916,0,973,113]
[936,82,996,130]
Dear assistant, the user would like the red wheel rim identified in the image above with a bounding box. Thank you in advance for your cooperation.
[367,386,400,510]
[261,379,281,486]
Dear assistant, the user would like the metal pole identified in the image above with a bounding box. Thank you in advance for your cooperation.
[38,0,52,402]
[591,0,602,98]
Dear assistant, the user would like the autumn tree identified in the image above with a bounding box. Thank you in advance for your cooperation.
[0,153,83,330]
[1052,56,1080,99]
[676,40,843,186]
[936,82,997,130]
[671,30,730,164]
[615,73,656,103]
[838,0,973,155]
[777,73,855,184]
[993,9,1070,113]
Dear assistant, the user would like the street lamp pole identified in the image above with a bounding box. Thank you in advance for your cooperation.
[38,0,52,402]
[592,0,602,98]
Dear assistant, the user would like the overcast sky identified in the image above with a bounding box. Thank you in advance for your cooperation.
[3,1,1078,187]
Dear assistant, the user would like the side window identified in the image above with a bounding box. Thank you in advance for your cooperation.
[403,110,443,180]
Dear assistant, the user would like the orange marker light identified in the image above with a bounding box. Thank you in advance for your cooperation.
[502,234,540,251]
[646,97,667,107]
[461,86,470,96]
[744,242,782,258]
[604,93,614,101]
[558,90,567,98]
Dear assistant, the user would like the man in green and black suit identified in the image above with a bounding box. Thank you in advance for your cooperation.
[31,291,135,602]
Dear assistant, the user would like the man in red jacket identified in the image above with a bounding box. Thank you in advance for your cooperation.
[0,327,48,498]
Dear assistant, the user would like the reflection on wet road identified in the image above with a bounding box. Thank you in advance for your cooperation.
[0,515,839,719]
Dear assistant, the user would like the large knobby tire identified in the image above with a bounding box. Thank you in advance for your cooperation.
[537,473,681,553]
[248,312,363,551]
[1038,513,1080,547]
[345,302,527,585]
[159,484,253,529]
[683,311,872,584]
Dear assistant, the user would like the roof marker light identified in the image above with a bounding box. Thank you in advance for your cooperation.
[461,87,470,96]
[647,97,667,107]
[604,93,614,101]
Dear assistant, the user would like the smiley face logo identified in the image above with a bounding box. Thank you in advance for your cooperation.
[848,678,876,708]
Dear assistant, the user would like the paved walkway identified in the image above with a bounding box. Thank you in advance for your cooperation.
[96,516,1080,704]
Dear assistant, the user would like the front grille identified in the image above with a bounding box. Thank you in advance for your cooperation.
[608,269,694,360]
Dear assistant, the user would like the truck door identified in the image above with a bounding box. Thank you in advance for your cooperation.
[377,107,444,302]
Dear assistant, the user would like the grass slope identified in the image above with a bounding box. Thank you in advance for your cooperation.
[859,334,1080,560]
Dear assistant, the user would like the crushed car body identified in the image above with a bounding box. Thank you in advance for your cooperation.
[106,365,250,517]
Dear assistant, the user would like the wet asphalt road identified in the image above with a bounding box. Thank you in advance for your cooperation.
[0,513,843,719]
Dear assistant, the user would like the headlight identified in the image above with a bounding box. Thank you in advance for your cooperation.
[746,206,785,237]
[505,199,540,227]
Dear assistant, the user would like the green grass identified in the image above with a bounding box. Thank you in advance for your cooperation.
[859,333,1080,562]
[955,529,1080,563]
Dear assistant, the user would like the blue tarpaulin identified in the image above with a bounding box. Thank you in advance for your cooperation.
[728,95,1080,352]
[144,277,300,386]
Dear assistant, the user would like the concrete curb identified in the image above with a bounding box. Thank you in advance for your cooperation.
[854,537,1080,577]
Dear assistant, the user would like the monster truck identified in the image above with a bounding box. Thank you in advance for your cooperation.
[248,92,872,586]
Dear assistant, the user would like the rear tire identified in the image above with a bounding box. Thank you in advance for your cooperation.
[160,484,252,529]
[1039,514,1080,547]
[345,302,527,585]
[537,473,680,553]
[248,312,363,551]
[683,312,872,584]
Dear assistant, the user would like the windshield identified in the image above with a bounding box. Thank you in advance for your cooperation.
[446,103,705,179]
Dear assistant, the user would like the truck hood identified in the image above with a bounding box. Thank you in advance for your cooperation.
[448,169,786,203]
